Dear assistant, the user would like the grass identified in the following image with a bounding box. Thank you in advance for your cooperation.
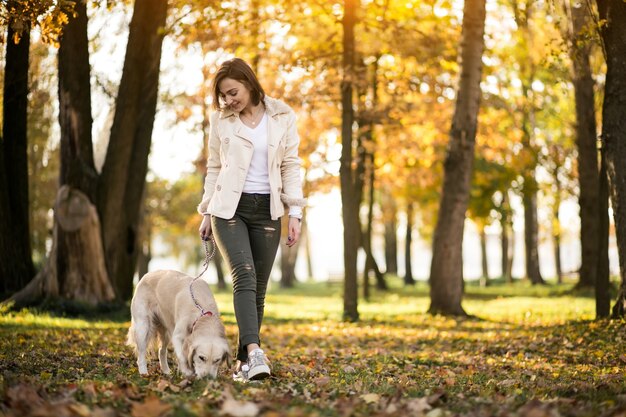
[1,278,625,417]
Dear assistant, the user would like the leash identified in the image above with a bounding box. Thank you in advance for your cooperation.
[190,235,217,331]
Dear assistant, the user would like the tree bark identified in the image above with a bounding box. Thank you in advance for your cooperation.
[479,225,489,287]
[523,186,545,284]
[98,0,169,301]
[570,0,600,289]
[428,0,486,316]
[498,191,513,282]
[9,2,115,306]
[280,216,300,288]
[10,187,115,306]
[595,0,626,317]
[596,147,610,318]
[404,202,415,285]
[1,13,35,293]
[341,0,360,322]
[383,192,398,275]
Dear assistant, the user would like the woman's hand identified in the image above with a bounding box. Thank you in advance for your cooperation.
[286,217,301,247]
[199,215,212,241]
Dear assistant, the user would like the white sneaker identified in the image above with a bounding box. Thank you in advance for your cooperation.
[247,349,271,380]
[232,361,250,382]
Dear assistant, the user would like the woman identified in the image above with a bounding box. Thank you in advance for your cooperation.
[197,58,306,381]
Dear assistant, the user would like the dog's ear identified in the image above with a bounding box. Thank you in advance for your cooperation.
[186,345,196,373]
[221,350,232,368]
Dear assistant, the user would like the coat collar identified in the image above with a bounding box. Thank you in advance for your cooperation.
[218,96,291,119]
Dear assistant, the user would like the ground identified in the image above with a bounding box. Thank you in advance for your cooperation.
[1,278,625,417]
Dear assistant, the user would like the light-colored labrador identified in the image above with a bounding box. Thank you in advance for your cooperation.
[127,270,231,378]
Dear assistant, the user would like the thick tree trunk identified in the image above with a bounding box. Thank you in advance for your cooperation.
[404,202,415,285]
[595,0,626,317]
[429,0,486,316]
[596,147,610,318]
[10,2,115,306]
[341,0,359,322]
[1,15,35,293]
[383,192,398,275]
[10,187,115,306]
[570,1,600,289]
[479,225,489,287]
[98,0,169,301]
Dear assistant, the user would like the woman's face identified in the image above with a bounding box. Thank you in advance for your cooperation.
[218,78,251,112]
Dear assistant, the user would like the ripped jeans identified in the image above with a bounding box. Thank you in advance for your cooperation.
[211,193,281,362]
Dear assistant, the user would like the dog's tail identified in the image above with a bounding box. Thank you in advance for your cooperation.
[127,315,160,356]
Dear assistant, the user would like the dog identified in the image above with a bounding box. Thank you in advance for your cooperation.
[127,270,231,378]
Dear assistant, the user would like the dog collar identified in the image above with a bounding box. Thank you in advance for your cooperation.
[191,310,213,332]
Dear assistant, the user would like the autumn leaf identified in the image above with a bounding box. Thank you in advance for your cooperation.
[130,395,172,417]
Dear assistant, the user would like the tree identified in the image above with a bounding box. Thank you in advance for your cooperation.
[0,4,34,293]
[428,0,487,316]
[567,0,600,289]
[341,0,360,322]
[594,0,626,317]
[97,0,169,301]
[9,1,114,306]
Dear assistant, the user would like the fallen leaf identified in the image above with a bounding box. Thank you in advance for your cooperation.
[220,397,259,417]
[361,393,380,404]
[407,397,432,413]
[342,365,356,374]
[131,395,172,417]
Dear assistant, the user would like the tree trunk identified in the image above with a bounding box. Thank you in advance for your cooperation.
[8,1,115,306]
[280,216,300,288]
[303,221,314,280]
[404,202,415,285]
[97,0,169,301]
[570,0,599,289]
[383,191,398,275]
[595,0,626,317]
[479,225,489,287]
[10,187,115,306]
[214,250,227,290]
[553,192,563,284]
[523,185,545,284]
[1,13,35,293]
[340,0,359,322]
[428,0,486,316]
[596,147,610,318]
[500,191,513,283]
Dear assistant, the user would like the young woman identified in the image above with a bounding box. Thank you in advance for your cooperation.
[197,58,306,381]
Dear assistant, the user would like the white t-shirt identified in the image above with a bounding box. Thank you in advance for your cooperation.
[242,113,271,194]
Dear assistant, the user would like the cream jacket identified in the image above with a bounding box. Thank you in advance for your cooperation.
[198,96,306,220]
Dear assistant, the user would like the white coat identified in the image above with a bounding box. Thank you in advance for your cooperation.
[198,96,306,220]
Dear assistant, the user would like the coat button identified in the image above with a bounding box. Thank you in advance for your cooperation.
[216,185,222,191]
[224,138,230,144]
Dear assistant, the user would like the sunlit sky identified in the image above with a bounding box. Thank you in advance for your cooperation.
[77,3,620,282]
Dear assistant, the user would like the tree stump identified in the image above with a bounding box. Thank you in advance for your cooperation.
[8,186,115,306]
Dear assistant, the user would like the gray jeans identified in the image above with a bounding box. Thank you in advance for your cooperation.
[211,193,281,362]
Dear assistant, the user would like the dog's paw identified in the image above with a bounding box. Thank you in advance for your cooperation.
[181,369,195,379]
[161,366,171,375]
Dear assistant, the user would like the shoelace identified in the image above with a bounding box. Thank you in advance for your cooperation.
[248,351,266,368]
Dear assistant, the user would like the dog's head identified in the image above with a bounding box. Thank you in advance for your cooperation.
[186,335,231,379]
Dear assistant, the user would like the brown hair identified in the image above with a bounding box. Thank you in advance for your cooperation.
[212,58,265,110]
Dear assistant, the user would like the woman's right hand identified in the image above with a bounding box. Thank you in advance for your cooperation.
[199,215,212,241]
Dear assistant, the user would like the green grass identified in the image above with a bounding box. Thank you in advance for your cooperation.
[1,279,624,417]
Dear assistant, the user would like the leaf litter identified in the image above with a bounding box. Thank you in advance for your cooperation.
[1,289,625,417]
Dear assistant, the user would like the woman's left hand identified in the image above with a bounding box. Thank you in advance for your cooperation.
[286,217,301,247]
